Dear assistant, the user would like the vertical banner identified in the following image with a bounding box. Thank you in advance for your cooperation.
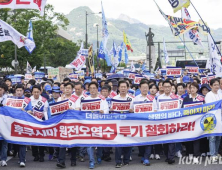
[88,46,94,74]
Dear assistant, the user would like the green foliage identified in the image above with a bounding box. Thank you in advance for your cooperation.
[0,5,79,74]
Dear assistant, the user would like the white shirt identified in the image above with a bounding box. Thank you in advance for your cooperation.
[134,94,157,111]
[30,96,49,120]
[113,94,134,110]
[78,95,109,114]
[0,94,7,105]
[218,89,222,95]
[156,93,180,111]
[205,91,222,104]
[74,93,89,110]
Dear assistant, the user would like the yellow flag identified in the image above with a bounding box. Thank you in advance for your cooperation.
[88,46,94,74]
[169,0,190,13]
[123,31,133,52]
[165,15,198,36]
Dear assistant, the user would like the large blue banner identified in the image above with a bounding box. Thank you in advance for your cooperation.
[0,100,221,148]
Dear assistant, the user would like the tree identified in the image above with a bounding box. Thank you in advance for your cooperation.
[0,5,79,74]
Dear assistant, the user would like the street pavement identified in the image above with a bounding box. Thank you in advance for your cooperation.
[3,147,222,170]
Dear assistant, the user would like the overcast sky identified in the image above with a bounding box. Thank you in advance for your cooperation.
[47,0,222,29]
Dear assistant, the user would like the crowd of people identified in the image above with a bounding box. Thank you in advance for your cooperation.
[0,70,222,169]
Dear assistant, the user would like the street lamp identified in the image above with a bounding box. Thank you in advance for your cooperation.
[85,11,101,76]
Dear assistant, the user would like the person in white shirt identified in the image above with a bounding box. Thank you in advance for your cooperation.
[76,82,109,114]
[30,85,49,162]
[72,82,88,162]
[205,78,222,163]
[31,85,49,120]
[73,82,89,110]
[134,81,157,112]
[113,80,134,168]
[61,82,79,110]
[112,81,134,113]
[57,82,78,168]
[176,83,185,97]
[79,82,109,169]
[0,82,8,167]
[156,80,179,164]
[134,80,157,166]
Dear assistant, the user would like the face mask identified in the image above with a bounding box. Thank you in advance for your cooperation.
[25,94,31,98]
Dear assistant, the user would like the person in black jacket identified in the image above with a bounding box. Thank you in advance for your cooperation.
[182,82,205,164]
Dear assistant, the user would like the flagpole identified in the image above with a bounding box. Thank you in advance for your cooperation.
[181,9,187,60]
[14,10,18,74]
[178,36,199,67]
[190,0,222,57]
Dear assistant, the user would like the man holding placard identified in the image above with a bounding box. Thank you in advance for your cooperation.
[5,84,32,167]
[78,82,109,169]
[56,82,78,168]
[111,80,134,168]
[30,85,49,162]
[156,80,180,164]
[133,80,157,166]
[0,82,8,167]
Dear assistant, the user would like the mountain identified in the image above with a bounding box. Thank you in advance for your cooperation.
[117,14,141,24]
[65,6,222,58]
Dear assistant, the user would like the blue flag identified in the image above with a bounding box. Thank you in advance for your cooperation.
[118,42,123,62]
[113,41,117,57]
[98,41,105,59]
[142,63,146,71]
[105,49,111,66]
[124,45,129,64]
[110,65,115,73]
[101,2,109,49]
[25,20,36,54]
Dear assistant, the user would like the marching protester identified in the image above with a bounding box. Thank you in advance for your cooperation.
[77,81,109,169]
[0,73,222,168]
[156,80,180,164]
[181,82,205,163]
[56,82,78,168]
[72,82,88,162]
[205,78,222,163]
[0,83,8,167]
[47,86,62,161]
[10,84,33,167]
[134,80,157,166]
[111,80,134,168]
[30,85,49,162]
